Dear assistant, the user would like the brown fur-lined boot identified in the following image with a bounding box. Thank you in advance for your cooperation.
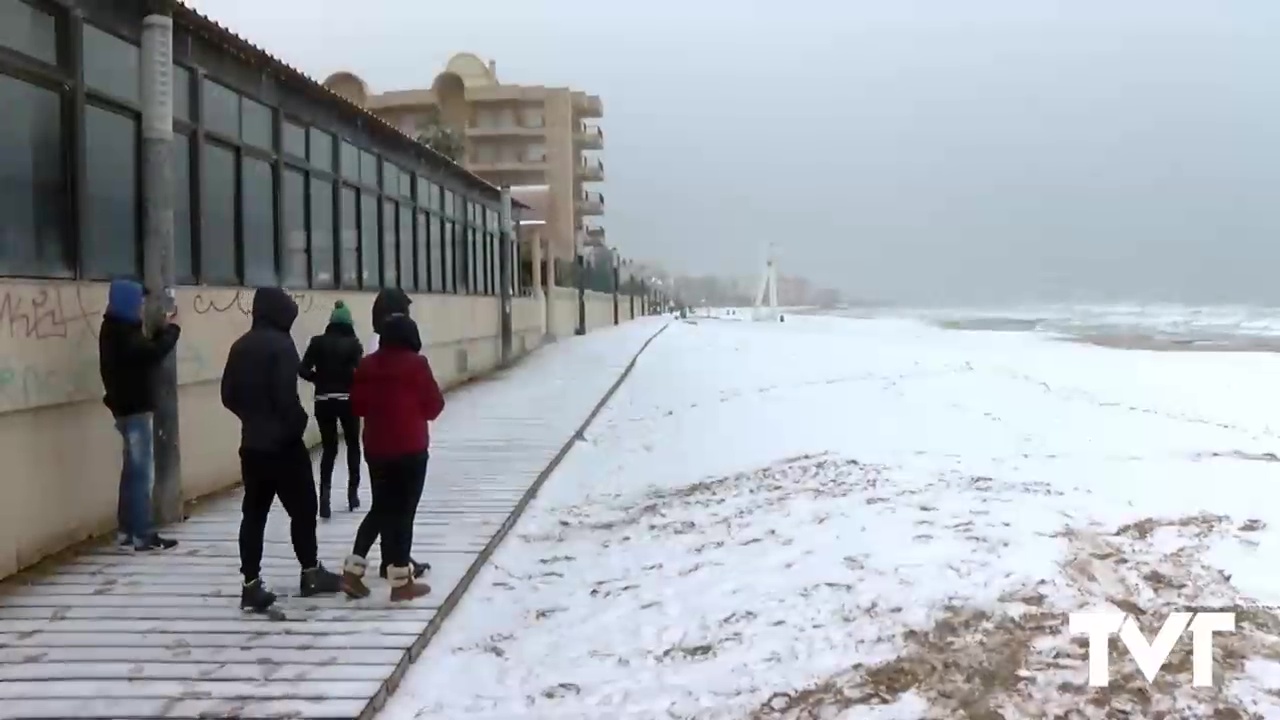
[339,554,371,599]
[387,564,431,602]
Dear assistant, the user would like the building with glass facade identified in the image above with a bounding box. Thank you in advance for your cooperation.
[0,0,525,297]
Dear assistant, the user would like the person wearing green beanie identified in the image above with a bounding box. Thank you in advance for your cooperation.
[299,300,364,517]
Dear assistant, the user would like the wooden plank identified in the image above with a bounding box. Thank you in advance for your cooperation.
[0,632,412,649]
[0,679,379,699]
[58,549,478,568]
[0,594,445,610]
[0,646,403,665]
[0,697,368,719]
[0,604,438,622]
[0,661,392,682]
[0,619,427,634]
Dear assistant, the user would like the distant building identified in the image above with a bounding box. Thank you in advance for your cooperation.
[324,54,604,263]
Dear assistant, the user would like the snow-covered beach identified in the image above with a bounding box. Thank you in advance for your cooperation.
[382,311,1280,719]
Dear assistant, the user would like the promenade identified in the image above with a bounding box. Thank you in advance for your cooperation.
[0,318,668,720]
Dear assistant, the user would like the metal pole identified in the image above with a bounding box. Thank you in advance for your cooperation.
[628,275,635,319]
[141,7,181,524]
[574,251,586,335]
[612,257,620,325]
[498,186,514,364]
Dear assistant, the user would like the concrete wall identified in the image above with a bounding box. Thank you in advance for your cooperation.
[0,280,556,578]
[544,287,630,337]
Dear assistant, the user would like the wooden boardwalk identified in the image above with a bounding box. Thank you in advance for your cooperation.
[0,320,667,720]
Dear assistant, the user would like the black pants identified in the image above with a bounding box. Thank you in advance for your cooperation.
[352,452,427,568]
[314,398,361,499]
[239,441,319,581]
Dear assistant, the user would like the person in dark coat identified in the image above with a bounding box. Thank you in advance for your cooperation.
[299,300,364,518]
[355,289,431,580]
[98,279,181,552]
[220,288,340,612]
[340,312,445,602]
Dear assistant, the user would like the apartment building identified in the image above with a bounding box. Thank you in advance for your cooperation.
[323,53,605,262]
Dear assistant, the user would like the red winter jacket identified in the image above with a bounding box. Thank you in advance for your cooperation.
[350,317,445,461]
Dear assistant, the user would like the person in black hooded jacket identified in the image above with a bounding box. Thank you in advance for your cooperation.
[220,288,340,612]
[299,300,364,518]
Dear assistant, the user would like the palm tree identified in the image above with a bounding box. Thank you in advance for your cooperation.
[415,107,464,161]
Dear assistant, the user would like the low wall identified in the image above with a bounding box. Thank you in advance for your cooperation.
[544,287,632,337]
[0,280,555,578]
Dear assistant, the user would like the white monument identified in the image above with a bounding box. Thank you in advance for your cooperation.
[752,242,781,322]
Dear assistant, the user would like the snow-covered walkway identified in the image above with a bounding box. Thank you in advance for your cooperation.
[381,315,1280,720]
[0,317,667,719]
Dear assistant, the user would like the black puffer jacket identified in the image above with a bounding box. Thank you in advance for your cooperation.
[220,288,309,450]
[299,322,363,398]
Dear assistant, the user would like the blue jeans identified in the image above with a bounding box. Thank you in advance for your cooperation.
[115,412,154,543]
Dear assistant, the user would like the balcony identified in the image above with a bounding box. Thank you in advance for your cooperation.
[466,123,545,139]
[573,92,603,118]
[576,157,604,182]
[574,124,604,150]
[577,191,604,216]
[584,225,606,245]
[468,151,549,184]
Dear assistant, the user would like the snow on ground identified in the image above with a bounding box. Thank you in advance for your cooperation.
[381,315,1280,720]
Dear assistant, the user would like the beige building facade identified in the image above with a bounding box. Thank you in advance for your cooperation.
[323,54,605,263]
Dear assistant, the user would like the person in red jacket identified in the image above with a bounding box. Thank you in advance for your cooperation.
[340,312,445,601]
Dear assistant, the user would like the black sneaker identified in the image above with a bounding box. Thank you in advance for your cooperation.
[117,532,132,547]
[241,578,277,612]
[300,564,341,597]
[134,534,178,551]
[380,558,430,579]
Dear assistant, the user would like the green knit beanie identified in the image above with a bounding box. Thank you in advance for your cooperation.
[329,300,353,326]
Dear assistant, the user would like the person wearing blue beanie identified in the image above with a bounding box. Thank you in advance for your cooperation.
[98,278,182,551]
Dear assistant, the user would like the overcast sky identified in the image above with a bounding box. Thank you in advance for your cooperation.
[196,0,1280,306]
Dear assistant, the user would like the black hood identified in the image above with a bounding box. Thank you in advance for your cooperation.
[371,289,411,335]
[379,313,422,353]
[251,287,298,333]
[324,321,356,337]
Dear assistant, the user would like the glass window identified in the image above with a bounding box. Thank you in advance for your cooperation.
[381,163,398,194]
[202,79,239,139]
[173,65,191,122]
[241,156,276,286]
[360,150,378,185]
[173,132,193,282]
[0,0,57,64]
[309,128,333,171]
[199,141,238,283]
[281,168,307,288]
[441,221,454,292]
[398,169,412,198]
[415,211,428,291]
[0,75,68,277]
[339,186,359,289]
[415,175,430,208]
[83,105,138,278]
[359,192,379,288]
[469,227,480,293]
[381,199,398,288]
[486,233,496,294]
[443,190,454,217]
[83,25,139,104]
[398,204,414,291]
[310,177,335,288]
[453,222,468,293]
[241,97,273,150]
[340,141,359,181]
[427,214,444,292]
[282,120,306,159]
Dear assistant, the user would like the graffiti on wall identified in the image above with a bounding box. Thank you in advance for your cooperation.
[0,283,321,415]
